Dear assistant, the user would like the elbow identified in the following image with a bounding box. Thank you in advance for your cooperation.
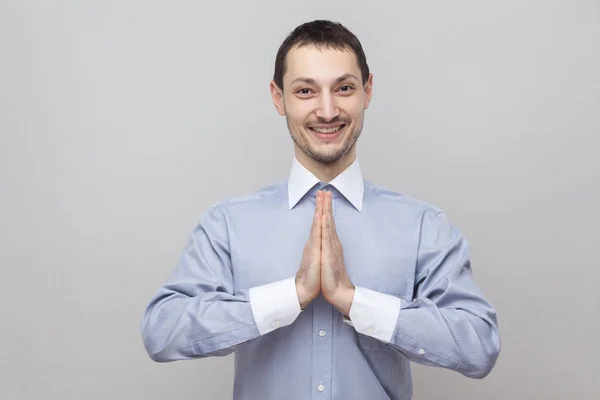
[463,359,495,379]
[462,335,501,379]
[144,340,235,361]
[141,306,191,362]
[142,335,193,363]
[142,335,170,363]
[146,348,176,363]
[141,332,173,363]
[141,321,185,363]
[141,329,214,362]
[461,309,502,379]
[146,350,168,363]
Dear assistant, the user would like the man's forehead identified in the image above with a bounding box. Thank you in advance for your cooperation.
[284,45,360,84]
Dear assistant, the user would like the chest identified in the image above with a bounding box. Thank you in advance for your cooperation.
[229,202,418,302]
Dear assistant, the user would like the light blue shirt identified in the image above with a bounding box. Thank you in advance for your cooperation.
[141,157,500,400]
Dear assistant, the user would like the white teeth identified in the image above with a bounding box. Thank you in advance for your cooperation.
[313,126,342,134]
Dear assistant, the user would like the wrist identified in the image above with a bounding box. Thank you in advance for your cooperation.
[333,285,355,317]
[295,281,311,310]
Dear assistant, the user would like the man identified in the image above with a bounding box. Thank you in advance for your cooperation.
[141,20,500,400]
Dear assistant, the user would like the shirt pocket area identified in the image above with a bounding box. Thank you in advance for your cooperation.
[351,272,414,303]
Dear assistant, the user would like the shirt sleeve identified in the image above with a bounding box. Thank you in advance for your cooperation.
[141,203,301,362]
[344,209,501,379]
[343,286,401,343]
[249,277,302,335]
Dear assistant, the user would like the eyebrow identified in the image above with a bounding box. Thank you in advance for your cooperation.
[290,73,360,86]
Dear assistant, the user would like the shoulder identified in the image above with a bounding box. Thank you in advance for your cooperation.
[365,181,464,243]
[363,180,454,235]
[204,180,287,217]
[364,180,443,216]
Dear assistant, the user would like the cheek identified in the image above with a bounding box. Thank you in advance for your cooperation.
[342,98,364,116]
[285,101,314,126]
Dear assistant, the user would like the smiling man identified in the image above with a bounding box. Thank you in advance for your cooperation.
[141,20,501,400]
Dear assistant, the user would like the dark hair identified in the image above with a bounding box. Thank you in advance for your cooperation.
[273,20,370,91]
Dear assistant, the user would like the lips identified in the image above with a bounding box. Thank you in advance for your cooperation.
[309,124,346,141]
[311,125,343,134]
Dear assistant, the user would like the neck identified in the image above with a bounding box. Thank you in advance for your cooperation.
[294,145,356,182]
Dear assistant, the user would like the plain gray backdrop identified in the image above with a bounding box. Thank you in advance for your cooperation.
[1,1,599,399]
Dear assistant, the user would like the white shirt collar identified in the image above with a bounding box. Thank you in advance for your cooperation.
[287,156,364,212]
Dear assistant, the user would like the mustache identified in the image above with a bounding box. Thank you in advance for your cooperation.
[306,117,349,125]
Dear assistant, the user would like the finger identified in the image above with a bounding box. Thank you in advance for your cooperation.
[317,192,324,243]
[311,193,322,243]
[328,194,339,240]
[316,190,323,217]
[324,190,331,217]
[326,192,336,238]
[316,201,322,243]
[321,213,330,247]
[320,214,328,268]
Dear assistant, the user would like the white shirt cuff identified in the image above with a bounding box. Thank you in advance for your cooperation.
[343,285,401,343]
[249,277,301,335]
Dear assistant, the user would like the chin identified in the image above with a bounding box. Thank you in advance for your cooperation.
[309,144,352,164]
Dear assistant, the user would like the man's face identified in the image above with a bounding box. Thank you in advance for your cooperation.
[272,45,373,164]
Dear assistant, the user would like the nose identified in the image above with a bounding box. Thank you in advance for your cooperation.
[315,92,339,121]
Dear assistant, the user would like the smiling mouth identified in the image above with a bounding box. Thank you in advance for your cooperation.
[309,125,346,134]
[308,124,347,142]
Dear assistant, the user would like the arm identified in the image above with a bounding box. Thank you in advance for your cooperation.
[344,209,501,378]
[141,203,301,362]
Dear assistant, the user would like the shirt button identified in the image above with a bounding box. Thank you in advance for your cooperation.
[317,384,325,392]
[418,348,426,355]
[367,328,374,335]
[319,329,326,337]
[273,320,280,328]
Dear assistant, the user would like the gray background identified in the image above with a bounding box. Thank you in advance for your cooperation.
[1,0,599,399]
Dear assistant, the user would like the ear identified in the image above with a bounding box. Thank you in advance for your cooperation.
[270,80,286,116]
[363,73,373,109]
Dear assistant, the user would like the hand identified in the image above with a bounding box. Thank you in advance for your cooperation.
[295,191,324,309]
[320,191,355,316]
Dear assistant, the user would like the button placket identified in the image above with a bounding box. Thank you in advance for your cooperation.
[310,297,333,399]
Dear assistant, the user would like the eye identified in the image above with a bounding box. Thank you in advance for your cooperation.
[338,85,355,94]
[296,88,314,96]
